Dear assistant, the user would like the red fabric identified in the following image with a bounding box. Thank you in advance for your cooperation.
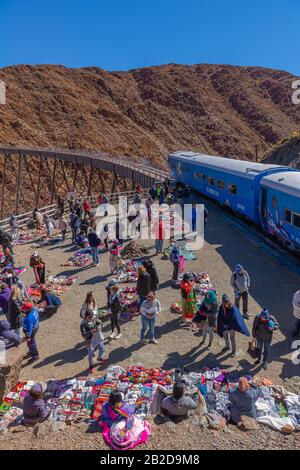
[153,221,165,240]
[180,280,192,296]
[83,202,91,212]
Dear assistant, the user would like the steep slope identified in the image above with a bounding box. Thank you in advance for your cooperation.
[0,63,300,168]
[262,131,300,168]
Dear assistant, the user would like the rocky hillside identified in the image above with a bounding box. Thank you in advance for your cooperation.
[262,131,300,168]
[0,63,300,168]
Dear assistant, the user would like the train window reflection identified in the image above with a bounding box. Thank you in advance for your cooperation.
[228,184,238,195]
[218,180,225,190]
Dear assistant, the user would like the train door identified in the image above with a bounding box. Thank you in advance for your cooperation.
[260,187,268,228]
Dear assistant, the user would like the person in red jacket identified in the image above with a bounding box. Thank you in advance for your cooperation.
[83,199,91,217]
[153,213,165,255]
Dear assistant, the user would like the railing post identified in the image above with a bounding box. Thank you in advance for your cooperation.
[50,157,57,204]
[15,154,22,215]
[1,153,7,219]
[36,156,43,209]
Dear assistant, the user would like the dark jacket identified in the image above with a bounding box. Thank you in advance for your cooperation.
[8,298,23,330]
[252,314,279,342]
[217,304,250,338]
[137,272,151,297]
[0,287,11,316]
[0,320,21,349]
[229,386,260,424]
[42,292,62,307]
[80,318,102,341]
[87,231,101,248]
[70,213,81,229]
[146,263,159,291]
[170,247,180,264]
[23,394,50,425]
[110,293,122,316]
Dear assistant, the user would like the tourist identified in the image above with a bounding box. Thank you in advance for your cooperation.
[9,214,19,240]
[0,282,11,319]
[33,208,43,230]
[159,382,198,422]
[70,211,81,244]
[87,228,101,266]
[229,377,260,425]
[180,273,196,323]
[170,244,180,285]
[58,215,68,241]
[217,294,250,357]
[0,320,21,349]
[89,212,97,231]
[83,198,91,217]
[100,221,109,249]
[140,292,160,344]
[80,291,98,318]
[38,288,62,316]
[252,308,279,370]
[22,383,50,426]
[105,278,117,309]
[231,264,250,319]
[153,213,165,255]
[149,185,156,200]
[109,284,122,340]
[292,290,300,337]
[137,266,150,306]
[109,239,121,274]
[143,260,159,293]
[8,286,23,337]
[29,252,46,284]
[43,214,55,237]
[74,200,83,220]
[22,302,40,361]
[145,195,153,223]
[198,290,218,349]
[80,310,107,371]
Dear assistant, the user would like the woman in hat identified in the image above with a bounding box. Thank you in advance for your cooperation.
[29,252,46,284]
[23,382,50,426]
[180,273,196,324]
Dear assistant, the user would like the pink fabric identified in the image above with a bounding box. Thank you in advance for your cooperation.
[101,420,151,450]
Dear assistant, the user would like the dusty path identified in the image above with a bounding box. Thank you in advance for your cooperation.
[6,195,299,386]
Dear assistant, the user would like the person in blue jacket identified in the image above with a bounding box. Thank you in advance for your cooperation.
[217,294,250,357]
[0,320,21,349]
[21,302,40,360]
[38,288,62,316]
[87,228,101,266]
[70,212,81,244]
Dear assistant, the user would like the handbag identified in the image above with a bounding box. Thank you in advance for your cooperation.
[247,338,259,359]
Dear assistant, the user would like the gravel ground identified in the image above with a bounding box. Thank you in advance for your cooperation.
[1,197,300,450]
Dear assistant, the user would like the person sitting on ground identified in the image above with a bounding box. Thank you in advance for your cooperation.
[252,308,279,370]
[217,294,250,358]
[0,282,11,319]
[109,284,122,340]
[143,260,159,293]
[38,288,62,316]
[0,320,21,349]
[229,377,260,425]
[3,247,15,267]
[159,382,199,423]
[22,382,50,426]
[76,230,88,248]
[80,290,98,319]
[100,390,132,429]
[80,310,107,371]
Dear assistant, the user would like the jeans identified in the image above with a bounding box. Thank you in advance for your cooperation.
[26,327,39,357]
[223,329,236,351]
[202,321,214,345]
[111,312,121,335]
[256,338,271,363]
[86,340,105,367]
[155,239,164,254]
[91,246,99,264]
[141,315,156,341]
[71,227,78,244]
[172,262,179,282]
[234,291,249,315]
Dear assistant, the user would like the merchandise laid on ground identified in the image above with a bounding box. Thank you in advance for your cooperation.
[28,276,78,297]
[62,248,92,267]
[1,366,299,450]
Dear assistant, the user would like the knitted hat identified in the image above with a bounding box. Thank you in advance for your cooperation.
[222,294,230,303]
[21,302,33,313]
[31,382,47,395]
[235,264,243,273]
[260,308,270,320]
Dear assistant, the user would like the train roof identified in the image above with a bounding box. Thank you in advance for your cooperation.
[261,171,300,198]
[168,151,289,179]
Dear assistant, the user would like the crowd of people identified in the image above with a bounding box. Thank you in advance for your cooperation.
[0,180,299,432]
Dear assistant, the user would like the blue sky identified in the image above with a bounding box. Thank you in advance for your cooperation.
[1,0,299,75]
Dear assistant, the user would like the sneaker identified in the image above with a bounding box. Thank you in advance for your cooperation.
[151,339,158,344]
[115,333,122,340]
[31,355,40,361]
[141,339,148,345]
[207,343,212,350]
[109,332,116,340]
[243,313,250,320]
[262,362,268,370]
[230,351,236,358]
[96,263,100,267]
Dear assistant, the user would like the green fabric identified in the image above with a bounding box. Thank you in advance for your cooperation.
[204,290,217,305]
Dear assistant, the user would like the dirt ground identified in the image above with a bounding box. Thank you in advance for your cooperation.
[8,196,300,384]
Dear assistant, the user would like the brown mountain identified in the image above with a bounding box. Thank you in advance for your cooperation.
[0,63,300,168]
[262,131,300,168]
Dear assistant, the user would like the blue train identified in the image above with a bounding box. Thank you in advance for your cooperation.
[168,151,300,252]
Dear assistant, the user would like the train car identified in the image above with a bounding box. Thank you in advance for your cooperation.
[168,151,292,224]
[260,171,300,252]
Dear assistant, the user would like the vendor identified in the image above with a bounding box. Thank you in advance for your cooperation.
[0,282,11,319]
[159,382,199,423]
[29,252,46,284]
[229,377,260,425]
[38,288,62,316]
[180,273,196,324]
[100,390,131,428]
[23,382,50,426]
[0,320,21,349]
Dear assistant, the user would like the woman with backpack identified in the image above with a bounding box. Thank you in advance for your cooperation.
[80,310,107,371]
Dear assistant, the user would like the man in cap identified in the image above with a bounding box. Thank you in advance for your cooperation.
[22,302,40,360]
[230,264,250,319]
[23,382,50,425]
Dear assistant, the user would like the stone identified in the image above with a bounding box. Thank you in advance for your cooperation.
[280,424,294,434]
[238,416,259,431]
[0,344,26,403]
[33,420,67,438]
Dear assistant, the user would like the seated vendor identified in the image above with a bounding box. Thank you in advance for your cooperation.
[229,377,260,425]
[100,390,132,428]
[159,382,198,422]
[23,382,50,426]
[76,231,88,248]
[38,288,62,316]
[0,320,21,349]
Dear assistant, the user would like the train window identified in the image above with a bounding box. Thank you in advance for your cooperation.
[218,180,225,190]
[194,171,202,179]
[293,213,300,229]
[202,174,207,182]
[209,177,215,186]
[228,184,238,195]
[284,209,292,224]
